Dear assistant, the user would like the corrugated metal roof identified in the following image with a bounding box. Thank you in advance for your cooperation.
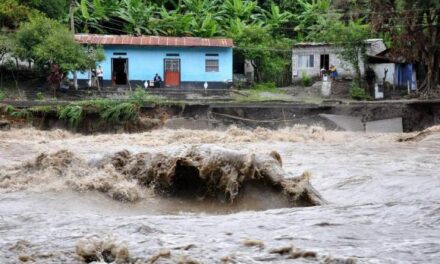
[74,34,233,48]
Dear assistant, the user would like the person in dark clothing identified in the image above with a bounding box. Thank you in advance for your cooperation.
[154,73,162,88]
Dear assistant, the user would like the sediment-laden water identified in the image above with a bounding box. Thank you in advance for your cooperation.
[0,126,439,263]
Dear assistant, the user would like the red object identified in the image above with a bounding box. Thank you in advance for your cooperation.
[164,59,180,87]
[75,34,234,48]
[165,72,180,87]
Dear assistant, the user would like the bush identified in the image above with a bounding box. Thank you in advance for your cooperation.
[0,90,4,101]
[301,72,312,87]
[58,105,83,127]
[350,82,371,101]
[36,92,45,101]
[130,87,165,105]
[100,102,139,123]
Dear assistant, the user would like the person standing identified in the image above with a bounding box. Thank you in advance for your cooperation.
[97,66,104,88]
[329,65,338,80]
[154,73,162,88]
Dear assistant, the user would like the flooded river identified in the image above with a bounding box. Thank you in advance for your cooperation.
[0,126,439,263]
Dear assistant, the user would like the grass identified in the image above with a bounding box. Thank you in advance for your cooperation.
[233,82,289,103]
[130,87,166,105]
[350,82,372,101]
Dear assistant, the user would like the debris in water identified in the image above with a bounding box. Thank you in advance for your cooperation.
[324,256,357,264]
[398,125,440,142]
[269,245,293,255]
[147,249,171,263]
[243,239,265,249]
[75,235,130,264]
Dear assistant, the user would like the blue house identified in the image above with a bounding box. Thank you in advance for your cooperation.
[73,34,234,89]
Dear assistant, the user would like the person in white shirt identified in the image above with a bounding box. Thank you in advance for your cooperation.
[97,66,104,88]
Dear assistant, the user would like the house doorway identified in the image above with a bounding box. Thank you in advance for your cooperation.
[164,59,180,87]
[112,58,128,85]
[320,54,330,71]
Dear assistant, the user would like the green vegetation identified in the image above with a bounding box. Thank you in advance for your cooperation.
[308,11,370,88]
[129,88,165,105]
[0,90,4,101]
[233,82,289,102]
[36,92,44,101]
[301,72,312,87]
[57,104,83,127]
[350,82,371,101]
[14,15,105,93]
[370,0,440,94]
[0,0,439,94]
[6,106,32,119]
[100,102,138,123]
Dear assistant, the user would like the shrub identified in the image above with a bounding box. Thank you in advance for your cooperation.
[0,90,5,101]
[350,82,371,101]
[36,92,45,101]
[100,102,139,123]
[130,87,164,105]
[301,72,312,87]
[58,105,83,127]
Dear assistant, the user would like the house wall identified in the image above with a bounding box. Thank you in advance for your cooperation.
[72,46,233,88]
[292,45,365,82]
[370,63,395,84]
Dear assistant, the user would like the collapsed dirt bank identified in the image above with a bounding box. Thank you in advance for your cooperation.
[0,145,323,207]
[2,100,440,133]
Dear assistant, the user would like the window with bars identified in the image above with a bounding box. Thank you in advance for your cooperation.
[298,55,315,68]
[165,59,180,72]
[205,59,219,72]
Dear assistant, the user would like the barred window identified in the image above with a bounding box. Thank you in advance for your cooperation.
[205,59,219,72]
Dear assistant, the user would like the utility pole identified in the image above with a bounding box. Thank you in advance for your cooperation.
[70,0,78,90]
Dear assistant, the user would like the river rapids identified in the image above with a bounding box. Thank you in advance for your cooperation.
[0,125,439,263]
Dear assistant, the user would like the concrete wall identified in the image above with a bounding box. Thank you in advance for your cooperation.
[292,46,362,82]
[370,63,395,84]
[71,45,233,87]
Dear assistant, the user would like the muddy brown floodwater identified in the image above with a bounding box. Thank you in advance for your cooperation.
[0,125,439,263]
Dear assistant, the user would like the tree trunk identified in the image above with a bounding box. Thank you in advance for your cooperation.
[70,0,78,90]
[424,53,440,94]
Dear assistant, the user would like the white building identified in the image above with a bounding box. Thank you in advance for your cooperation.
[291,39,387,82]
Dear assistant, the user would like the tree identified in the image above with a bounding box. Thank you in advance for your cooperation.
[233,25,292,85]
[293,0,331,41]
[309,12,370,86]
[0,34,14,89]
[18,0,69,19]
[15,15,104,94]
[370,0,440,94]
[0,0,35,30]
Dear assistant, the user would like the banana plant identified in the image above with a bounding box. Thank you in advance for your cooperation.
[294,0,331,39]
[156,6,193,36]
[190,13,220,37]
[261,3,292,31]
[113,0,159,35]
[74,0,118,33]
[221,0,258,23]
